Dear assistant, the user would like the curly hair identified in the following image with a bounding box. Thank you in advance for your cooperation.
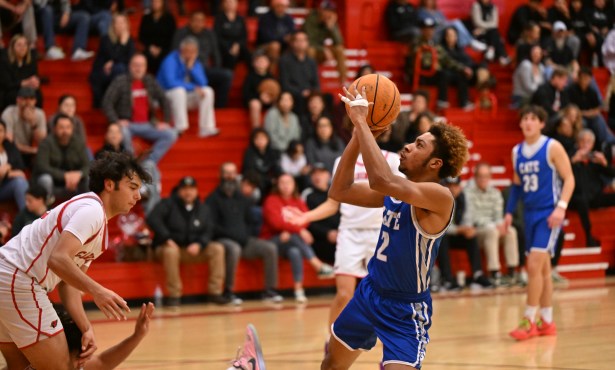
[428,121,469,179]
[89,152,152,194]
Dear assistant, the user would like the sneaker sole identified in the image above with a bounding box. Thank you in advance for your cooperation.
[247,324,266,370]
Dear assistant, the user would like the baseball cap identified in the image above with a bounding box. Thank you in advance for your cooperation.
[553,21,567,32]
[177,176,198,188]
[311,162,329,174]
[17,87,36,99]
[421,17,436,28]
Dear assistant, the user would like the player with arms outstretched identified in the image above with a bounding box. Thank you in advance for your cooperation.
[0,152,151,370]
[321,86,469,370]
[505,106,575,340]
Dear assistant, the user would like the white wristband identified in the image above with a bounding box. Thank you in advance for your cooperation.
[557,200,568,210]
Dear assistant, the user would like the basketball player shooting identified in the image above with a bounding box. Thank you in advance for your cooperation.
[0,152,151,370]
[321,86,468,370]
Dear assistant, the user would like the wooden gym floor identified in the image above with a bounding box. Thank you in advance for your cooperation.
[2,278,614,369]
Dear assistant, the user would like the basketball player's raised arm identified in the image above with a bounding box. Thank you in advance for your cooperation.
[343,87,453,216]
[48,231,130,321]
[84,303,155,370]
[548,141,575,228]
[329,135,385,208]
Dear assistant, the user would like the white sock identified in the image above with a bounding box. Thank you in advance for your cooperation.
[524,306,538,322]
[540,307,553,323]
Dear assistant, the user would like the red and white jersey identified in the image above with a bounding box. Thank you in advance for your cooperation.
[0,192,108,292]
[332,151,404,230]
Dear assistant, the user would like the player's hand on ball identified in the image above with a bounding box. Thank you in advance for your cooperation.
[93,286,130,320]
[340,85,372,126]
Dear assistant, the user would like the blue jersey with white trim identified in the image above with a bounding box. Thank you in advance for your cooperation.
[367,196,451,297]
[513,136,562,210]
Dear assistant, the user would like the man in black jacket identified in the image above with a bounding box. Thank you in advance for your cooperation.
[206,162,283,304]
[147,176,227,307]
[385,0,419,42]
[531,67,570,125]
[34,113,89,199]
[301,164,339,264]
[566,66,615,147]
[569,129,615,247]
[279,31,320,115]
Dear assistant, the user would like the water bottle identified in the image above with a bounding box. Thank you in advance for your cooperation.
[153,285,163,307]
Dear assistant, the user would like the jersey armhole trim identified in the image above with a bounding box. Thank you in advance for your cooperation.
[410,203,454,239]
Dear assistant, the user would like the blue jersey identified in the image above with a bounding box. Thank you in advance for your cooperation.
[513,135,562,210]
[367,196,452,298]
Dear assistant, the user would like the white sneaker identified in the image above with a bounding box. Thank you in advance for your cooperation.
[470,39,488,52]
[294,289,307,304]
[198,128,220,138]
[71,48,94,61]
[45,46,65,60]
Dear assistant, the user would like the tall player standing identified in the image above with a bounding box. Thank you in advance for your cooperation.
[0,152,151,370]
[505,106,575,340]
[321,86,468,370]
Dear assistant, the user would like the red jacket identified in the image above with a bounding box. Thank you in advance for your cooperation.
[260,194,309,239]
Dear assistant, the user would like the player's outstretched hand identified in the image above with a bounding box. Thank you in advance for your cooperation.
[134,303,155,339]
[78,326,97,367]
[547,207,565,229]
[283,206,308,226]
[93,286,130,321]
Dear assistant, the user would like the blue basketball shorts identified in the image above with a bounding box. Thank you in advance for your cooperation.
[524,207,561,256]
[331,278,432,369]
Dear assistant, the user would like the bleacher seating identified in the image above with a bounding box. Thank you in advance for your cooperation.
[4,0,611,303]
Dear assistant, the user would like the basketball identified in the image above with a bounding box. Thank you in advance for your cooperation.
[257,78,281,103]
[345,73,401,130]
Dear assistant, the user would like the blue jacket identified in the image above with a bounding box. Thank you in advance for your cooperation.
[157,50,208,91]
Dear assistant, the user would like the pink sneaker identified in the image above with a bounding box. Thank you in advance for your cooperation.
[509,318,538,341]
[537,318,557,336]
[229,324,266,370]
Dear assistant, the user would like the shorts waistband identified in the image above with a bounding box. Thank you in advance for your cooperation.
[366,276,430,303]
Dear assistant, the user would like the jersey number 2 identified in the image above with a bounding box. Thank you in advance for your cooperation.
[522,174,538,192]
[376,231,390,262]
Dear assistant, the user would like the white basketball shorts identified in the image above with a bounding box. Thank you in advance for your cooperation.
[334,228,380,277]
[0,257,64,349]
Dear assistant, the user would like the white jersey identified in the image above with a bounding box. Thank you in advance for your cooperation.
[332,151,404,230]
[0,192,108,292]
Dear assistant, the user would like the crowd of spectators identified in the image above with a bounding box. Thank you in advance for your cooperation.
[0,0,613,306]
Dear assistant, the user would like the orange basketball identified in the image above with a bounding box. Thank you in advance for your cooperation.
[345,73,401,130]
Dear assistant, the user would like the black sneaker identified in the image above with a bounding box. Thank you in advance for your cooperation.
[262,290,283,303]
[224,292,243,306]
[470,275,494,290]
[209,294,232,305]
[441,281,462,292]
